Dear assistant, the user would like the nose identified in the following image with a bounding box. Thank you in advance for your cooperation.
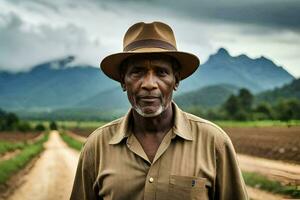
[141,71,158,91]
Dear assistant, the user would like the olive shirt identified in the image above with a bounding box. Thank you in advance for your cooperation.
[70,103,248,200]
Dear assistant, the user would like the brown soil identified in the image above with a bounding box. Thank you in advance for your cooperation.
[0,131,41,142]
[224,126,300,164]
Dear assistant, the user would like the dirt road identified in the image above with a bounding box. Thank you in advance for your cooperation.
[7,131,79,200]
[238,154,300,185]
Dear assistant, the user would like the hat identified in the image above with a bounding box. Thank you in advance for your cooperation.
[100,21,200,82]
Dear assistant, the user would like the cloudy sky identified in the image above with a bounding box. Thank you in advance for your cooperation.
[0,0,299,77]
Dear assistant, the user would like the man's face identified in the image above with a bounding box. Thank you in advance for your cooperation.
[122,55,179,117]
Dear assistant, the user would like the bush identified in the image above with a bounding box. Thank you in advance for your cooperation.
[35,123,46,131]
[49,121,58,130]
[17,122,32,132]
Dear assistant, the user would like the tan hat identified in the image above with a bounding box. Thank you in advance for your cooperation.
[100,21,200,82]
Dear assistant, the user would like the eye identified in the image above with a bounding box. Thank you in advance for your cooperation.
[156,68,169,76]
[129,67,144,76]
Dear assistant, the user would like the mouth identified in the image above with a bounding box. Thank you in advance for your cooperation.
[138,96,160,102]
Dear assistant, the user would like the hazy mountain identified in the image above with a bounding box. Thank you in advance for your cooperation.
[174,84,240,109]
[179,48,294,93]
[0,56,118,111]
[76,86,130,111]
[0,48,295,119]
[256,78,300,104]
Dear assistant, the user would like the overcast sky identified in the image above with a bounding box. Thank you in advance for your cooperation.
[0,0,299,77]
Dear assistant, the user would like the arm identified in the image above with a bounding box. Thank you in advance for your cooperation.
[70,145,101,200]
[214,133,249,200]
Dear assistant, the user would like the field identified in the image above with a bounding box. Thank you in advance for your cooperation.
[224,126,300,164]
[65,120,300,164]
[0,131,41,142]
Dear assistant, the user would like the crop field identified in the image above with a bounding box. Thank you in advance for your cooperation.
[0,131,41,142]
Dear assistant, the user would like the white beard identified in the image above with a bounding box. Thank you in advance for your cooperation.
[134,105,165,117]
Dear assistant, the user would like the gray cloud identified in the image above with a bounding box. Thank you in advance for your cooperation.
[0,0,299,77]
[0,12,101,71]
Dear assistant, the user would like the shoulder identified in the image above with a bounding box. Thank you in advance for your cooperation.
[184,112,232,150]
[82,117,124,150]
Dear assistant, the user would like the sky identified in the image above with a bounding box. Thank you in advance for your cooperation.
[0,0,299,77]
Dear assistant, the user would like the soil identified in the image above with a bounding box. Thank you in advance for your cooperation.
[0,131,41,142]
[224,126,300,164]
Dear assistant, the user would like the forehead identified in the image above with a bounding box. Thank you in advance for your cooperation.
[126,54,173,67]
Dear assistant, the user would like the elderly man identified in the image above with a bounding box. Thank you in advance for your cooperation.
[70,22,248,200]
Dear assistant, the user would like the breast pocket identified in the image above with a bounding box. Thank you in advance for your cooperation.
[168,175,210,200]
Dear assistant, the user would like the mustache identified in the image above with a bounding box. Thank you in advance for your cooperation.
[136,92,161,98]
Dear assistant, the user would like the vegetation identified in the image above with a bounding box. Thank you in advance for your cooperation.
[60,132,83,151]
[243,171,300,198]
[49,121,58,130]
[185,88,300,122]
[0,109,50,132]
[0,133,49,185]
[0,141,27,155]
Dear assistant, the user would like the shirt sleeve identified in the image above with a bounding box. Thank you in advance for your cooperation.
[70,143,101,200]
[214,132,249,200]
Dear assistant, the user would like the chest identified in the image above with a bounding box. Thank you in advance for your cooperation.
[135,134,163,162]
[96,138,214,200]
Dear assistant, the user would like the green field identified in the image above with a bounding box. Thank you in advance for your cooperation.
[28,120,107,130]
[0,133,49,185]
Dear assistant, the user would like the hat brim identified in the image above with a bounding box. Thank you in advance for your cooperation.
[100,50,200,82]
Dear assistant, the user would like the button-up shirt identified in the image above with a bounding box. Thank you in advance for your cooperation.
[70,103,248,200]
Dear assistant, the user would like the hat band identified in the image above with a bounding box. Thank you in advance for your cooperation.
[124,39,177,52]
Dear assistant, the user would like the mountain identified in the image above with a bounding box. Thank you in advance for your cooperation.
[0,56,118,111]
[256,78,300,104]
[174,84,240,109]
[179,48,294,93]
[76,86,130,111]
[0,49,296,119]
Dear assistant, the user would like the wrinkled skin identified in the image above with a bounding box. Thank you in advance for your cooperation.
[121,54,179,118]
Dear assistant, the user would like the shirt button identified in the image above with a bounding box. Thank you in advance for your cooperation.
[149,177,154,183]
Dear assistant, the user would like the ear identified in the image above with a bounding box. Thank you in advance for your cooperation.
[174,72,180,91]
[120,82,126,92]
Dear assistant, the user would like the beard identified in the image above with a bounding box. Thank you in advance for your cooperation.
[134,104,165,117]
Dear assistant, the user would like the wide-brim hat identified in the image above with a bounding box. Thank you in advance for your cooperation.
[100,21,200,82]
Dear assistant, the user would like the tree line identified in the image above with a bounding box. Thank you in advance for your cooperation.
[0,108,57,132]
[186,88,300,121]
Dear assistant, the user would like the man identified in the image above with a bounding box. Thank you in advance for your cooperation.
[70,21,248,200]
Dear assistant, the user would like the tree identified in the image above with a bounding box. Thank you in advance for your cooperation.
[274,99,300,121]
[49,121,58,130]
[238,88,253,112]
[35,123,46,131]
[222,95,239,119]
[253,103,273,120]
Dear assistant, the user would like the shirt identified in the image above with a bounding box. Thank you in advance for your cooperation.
[70,103,248,200]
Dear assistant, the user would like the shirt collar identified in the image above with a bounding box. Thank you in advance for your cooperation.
[109,102,193,145]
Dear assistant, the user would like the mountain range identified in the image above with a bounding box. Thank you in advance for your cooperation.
[0,48,296,119]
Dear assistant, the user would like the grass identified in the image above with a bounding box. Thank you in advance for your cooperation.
[214,120,300,127]
[0,141,27,155]
[243,171,300,198]
[60,132,83,151]
[28,120,107,130]
[0,133,49,185]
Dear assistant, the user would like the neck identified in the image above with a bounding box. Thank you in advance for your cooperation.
[132,103,174,135]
